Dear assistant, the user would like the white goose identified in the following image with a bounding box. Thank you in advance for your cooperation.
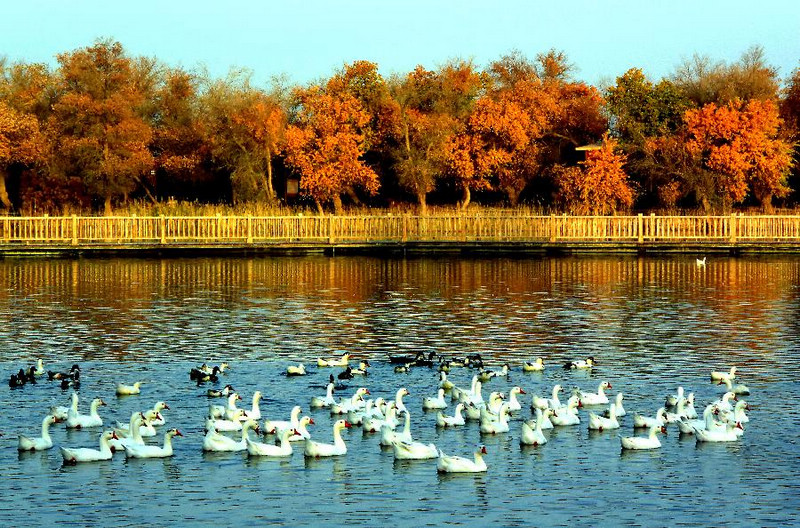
[422,389,448,410]
[677,405,722,435]
[436,403,466,427]
[683,393,698,419]
[438,372,454,392]
[209,393,241,419]
[520,409,552,446]
[206,409,249,432]
[526,407,554,431]
[633,408,667,428]
[380,410,412,446]
[330,387,370,415]
[115,409,160,438]
[522,357,544,372]
[316,353,350,368]
[364,403,398,433]
[719,400,750,425]
[451,375,478,402]
[665,386,684,408]
[286,363,307,376]
[203,419,260,452]
[507,386,526,412]
[695,421,743,442]
[551,399,581,426]
[263,405,302,434]
[50,392,79,421]
[588,404,620,431]
[115,381,142,396]
[60,430,118,463]
[66,398,106,429]
[393,387,410,415]
[111,413,148,451]
[243,391,263,421]
[710,366,737,382]
[347,399,372,426]
[603,393,626,417]
[532,384,562,411]
[480,403,511,434]
[392,439,438,460]
[304,419,351,457]
[246,428,295,457]
[718,377,750,396]
[148,401,170,426]
[437,445,487,473]
[124,429,183,458]
[579,381,612,406]
[713,392,737,413]
[34,358,45,376]
[620,425,666,450]
[288,416,314,442]
[310,382,336,408]
[18,415,60,451]
[664,399,689,423]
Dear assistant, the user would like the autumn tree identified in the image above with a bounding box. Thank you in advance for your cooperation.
[684,98,792,211]
[284,85,378,214]
[50,39,153,214]
[554,135,633,214]
[0,101,43,208]
[201,71,287,203]
[149,68,210,198]
[385,61,481,213]
[672,46,780,106]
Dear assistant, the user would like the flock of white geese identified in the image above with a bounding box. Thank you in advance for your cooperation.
[15,357,750,473]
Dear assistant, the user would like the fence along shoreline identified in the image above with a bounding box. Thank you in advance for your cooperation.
[1,213,800,255]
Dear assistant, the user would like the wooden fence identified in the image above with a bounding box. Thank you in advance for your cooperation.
[1,213,800,248]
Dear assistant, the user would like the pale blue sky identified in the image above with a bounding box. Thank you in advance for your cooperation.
[2,1,798,87]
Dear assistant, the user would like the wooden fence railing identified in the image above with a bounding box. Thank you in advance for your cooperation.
[1,213,800,246]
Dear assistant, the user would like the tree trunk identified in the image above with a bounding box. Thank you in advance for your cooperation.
[0,169,12,209]
[315,198,324,215]
[416,190,427,216]
[332,194,343,215]
[460,185,471,210]
[506,187,519,207]
[760,193,774,214]
[104,194,113,216]
[262,149,276,202]
[345,186,362,206]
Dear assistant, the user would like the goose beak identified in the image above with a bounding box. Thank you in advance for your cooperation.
[480,445,487,454]
[343,421,352,428]
[309,418,315,425]
[111,431,119,440]
[519,389,526,394]
[175,430,183,437]
[163,404,170,410]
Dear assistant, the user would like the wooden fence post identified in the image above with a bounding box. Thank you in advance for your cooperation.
[730,212,737,244]
[247,215,253,243]
[549,214,557,242]
[402,215,408,243]
[328,215,335,244]
[636,214,643,243]
[71,215,78,245]
[160,215,166,244]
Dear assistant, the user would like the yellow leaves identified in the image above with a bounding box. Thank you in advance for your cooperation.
[0,101,43,166]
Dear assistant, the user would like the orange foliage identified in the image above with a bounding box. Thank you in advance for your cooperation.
[284,87,378,212]
[0,101,42,167]
[556,135,633,214]
[685,99,792,209]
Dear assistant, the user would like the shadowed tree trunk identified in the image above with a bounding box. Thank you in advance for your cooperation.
[0,170,12,209]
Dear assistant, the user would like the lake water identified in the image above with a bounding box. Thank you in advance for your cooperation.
[1,256,798,527]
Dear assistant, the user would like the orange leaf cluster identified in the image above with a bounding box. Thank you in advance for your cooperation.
[685,99,792,206]
[556,135,633,214]
[284,87,378,210]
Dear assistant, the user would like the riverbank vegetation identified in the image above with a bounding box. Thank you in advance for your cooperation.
[0,40,798,216]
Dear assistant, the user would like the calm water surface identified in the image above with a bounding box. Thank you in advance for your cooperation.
[1,256,798,527]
